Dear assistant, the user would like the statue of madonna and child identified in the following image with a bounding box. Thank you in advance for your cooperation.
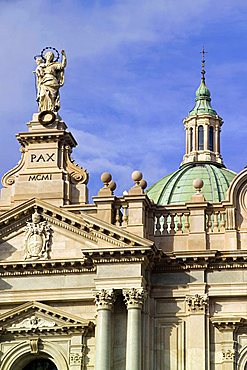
[34,47,67,113]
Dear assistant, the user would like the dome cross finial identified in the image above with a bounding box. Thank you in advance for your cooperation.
[200,46,207,83]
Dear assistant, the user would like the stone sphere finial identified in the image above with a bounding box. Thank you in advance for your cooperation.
[132,171,143,185]
[140,179,147,189]
[109,180,116,191]
[101,172,112,187]
[193,178,204,193]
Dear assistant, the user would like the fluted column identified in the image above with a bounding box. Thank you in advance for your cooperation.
[94,289,116,370]
[123,288,147,370]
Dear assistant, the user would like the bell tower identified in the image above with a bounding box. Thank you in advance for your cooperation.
[181,48,224,167]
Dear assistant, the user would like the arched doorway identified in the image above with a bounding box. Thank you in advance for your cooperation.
[22,359,57,370]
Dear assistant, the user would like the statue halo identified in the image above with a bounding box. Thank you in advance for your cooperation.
[41,46,60,62]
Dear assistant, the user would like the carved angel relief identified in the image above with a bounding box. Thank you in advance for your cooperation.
[24,211,52,260]
[11,315,55,329]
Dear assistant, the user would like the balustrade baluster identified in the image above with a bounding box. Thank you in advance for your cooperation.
[220,211,226,232]
[155,214,161,236]
[170,213,175,234]
[115,205,121,226]
[177,213,183,234]
[213,211,219,232]
[207,212,212,232]
[162,213,168,235]
[184,212,190,233]
[122,204,128,227]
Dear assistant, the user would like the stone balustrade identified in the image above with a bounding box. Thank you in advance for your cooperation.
[154,208,190,235]
[113,199,129,227]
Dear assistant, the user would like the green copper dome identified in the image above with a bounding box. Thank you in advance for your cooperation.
[189,80,217,116]
[147,163,236,205]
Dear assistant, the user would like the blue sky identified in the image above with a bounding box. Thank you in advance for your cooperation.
[1,0,247,199]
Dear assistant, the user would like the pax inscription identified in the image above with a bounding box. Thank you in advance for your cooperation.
[30,153,55,163]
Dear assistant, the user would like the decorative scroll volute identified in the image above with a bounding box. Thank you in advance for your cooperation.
[65,145,88,185]
[1,147,25,188]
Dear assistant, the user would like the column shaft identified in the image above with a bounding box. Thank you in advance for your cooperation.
[123,288,147,370]
[95,308,112,370]
[126,307,142,370]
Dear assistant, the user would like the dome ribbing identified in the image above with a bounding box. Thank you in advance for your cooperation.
[147,163,236,205]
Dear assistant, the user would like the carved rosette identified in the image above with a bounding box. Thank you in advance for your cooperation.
[93,289,116,310]
[24,211,52,260]
[1,147,25,188]
[123,288,147,309]
[70,346,86,366]
[186,294,208,313]
[222,349,236,362]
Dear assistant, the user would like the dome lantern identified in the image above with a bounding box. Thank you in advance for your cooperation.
[147,49,236,206]
[181,48,224,167]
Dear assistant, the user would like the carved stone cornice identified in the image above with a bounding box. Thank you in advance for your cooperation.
[16,130,76,148]
[186,294,208,313]
[154,250,247,271]
[123,288,147,309]
[211,317,244,332]
[0,259,95,277]
[83,248,155,267]
[93,289,116,310]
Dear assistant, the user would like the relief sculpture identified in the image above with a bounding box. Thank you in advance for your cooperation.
[24,210,52,260]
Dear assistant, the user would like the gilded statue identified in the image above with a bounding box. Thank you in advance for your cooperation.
[34,47,67,112]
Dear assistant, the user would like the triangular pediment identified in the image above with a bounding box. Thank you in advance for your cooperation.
[0,198,153,254]
[0,301,94,336]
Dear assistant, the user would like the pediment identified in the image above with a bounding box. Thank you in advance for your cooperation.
[0,198,153,251]
[0,198,155,268]
[0,301,94,336]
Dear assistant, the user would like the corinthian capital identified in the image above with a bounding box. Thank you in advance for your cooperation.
[123,288,147,309]
[93,289,116,310]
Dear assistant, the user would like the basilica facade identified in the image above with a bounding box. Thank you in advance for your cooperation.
[0,50,247,370]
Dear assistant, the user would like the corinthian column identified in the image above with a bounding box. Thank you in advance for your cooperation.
[123,288,147,370]
[93,289,116,370]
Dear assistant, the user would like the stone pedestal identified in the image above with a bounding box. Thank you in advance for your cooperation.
[0,112,88,208]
